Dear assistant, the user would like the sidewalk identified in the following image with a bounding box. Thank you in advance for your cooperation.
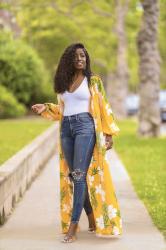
[0,150,165,250]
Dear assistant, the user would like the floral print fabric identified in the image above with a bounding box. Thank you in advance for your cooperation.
[41,75,122,237]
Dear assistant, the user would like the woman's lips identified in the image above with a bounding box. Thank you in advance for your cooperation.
[76,62,83,66]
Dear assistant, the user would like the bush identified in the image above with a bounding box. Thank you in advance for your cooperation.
[0,85,26,118]
[0,31,55,107]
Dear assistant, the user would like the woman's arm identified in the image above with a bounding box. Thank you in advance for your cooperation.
[31,95,63,121]
[40,102,62,121]
[96,76,120,136]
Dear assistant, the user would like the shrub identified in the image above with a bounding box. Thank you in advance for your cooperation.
[0,31,55,107]
[0,85,26,118]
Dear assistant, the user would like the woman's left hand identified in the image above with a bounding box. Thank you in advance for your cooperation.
[104,134,113,150]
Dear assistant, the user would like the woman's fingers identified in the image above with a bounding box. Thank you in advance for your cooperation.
[105,135,113,150]
[32,104,46,114]
[105,142,111,150]
[31,104,41,114]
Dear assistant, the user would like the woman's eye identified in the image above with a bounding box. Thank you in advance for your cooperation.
[74,54,85,61]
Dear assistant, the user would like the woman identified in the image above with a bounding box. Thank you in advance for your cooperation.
[31,43,122,243]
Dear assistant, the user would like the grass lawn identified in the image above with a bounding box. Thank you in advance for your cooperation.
[0,117,53,165]
[114,119,166,238]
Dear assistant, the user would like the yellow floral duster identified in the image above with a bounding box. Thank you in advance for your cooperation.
[41,75,122,238]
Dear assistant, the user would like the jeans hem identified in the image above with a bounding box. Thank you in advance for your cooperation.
[71,220,79,224]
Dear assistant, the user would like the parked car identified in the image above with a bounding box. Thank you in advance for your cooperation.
[125,94,139,116]
[125,90,166,122]
[160,90,166,122]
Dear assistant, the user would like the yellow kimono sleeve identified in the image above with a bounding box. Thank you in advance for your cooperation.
[96,76,120,136]
[40,103,62,121]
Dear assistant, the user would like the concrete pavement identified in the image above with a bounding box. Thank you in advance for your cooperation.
[0,150,165,250]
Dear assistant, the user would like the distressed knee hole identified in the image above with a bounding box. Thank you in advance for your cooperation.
[71,169,86,181]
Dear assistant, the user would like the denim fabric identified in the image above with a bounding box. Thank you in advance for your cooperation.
[60,112,96,224]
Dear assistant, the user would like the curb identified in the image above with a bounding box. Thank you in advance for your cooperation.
[0,123,58,225]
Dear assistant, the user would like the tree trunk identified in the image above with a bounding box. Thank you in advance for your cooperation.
[137,0,161,137]
[107,0,129,120]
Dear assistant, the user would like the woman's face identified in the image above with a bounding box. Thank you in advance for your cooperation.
[74,48,86,70]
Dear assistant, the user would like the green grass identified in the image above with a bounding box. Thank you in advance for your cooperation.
[0,118,53,165]
[114,119,166,238]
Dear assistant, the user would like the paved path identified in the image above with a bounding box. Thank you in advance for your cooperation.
[0,150,165,250]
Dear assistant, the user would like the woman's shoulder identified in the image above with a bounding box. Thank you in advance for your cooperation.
[90,73,102,81]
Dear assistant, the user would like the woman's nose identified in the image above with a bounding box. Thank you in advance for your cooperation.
[76,55,81,61]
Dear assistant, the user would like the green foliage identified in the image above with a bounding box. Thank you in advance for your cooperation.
[14,0,117,77]
[125,1,142,91]
[0,31,55,107]
[2,0,166,91]
[0,85,26,118]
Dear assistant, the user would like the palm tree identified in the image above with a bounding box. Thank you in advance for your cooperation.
[137,0,161,137]
[107,0,129,120]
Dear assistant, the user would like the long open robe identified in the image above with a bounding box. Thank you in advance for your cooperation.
[41,75,123,238]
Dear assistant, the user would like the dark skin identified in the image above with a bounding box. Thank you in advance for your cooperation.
[62,48,113,242]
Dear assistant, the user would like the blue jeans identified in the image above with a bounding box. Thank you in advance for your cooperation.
[60,112,96,224]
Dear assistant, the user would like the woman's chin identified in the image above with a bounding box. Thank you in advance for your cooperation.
[75,66,84,70]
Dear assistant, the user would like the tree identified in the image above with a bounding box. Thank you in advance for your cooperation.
[137,0,161,137]
[107,0,129,119]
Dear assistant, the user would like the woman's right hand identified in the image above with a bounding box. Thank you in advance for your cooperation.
[31,104,46,115]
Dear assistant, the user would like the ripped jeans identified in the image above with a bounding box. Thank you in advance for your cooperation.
[60,112,96,224]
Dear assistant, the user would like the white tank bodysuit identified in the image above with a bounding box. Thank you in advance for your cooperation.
[60,76,91,116]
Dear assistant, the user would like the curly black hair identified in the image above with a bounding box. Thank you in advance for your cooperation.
[53,43,93,93]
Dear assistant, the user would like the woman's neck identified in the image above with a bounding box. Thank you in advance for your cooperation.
[74,70,84,78]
